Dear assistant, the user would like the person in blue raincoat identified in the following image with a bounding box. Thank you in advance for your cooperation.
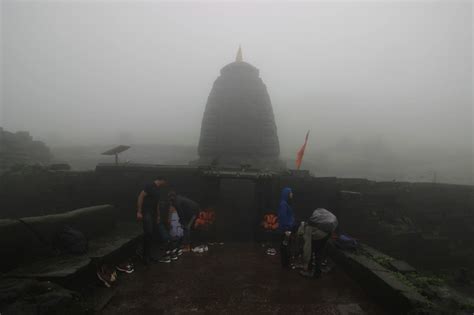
[278,187,296,268]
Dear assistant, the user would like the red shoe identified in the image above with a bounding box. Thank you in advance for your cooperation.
[116,263,135,274]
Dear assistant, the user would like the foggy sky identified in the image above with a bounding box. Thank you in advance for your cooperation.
[1,1,472,163]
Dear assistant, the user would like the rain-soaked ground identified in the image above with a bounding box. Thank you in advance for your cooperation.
[101,243,387,314]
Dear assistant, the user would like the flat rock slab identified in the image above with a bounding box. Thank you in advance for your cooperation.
[1,280,78,314]
[388,260,416,274]
[0,278,37,303]
[5,223,141,279]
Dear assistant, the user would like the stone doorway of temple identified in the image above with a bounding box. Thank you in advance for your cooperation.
[216,178,257,241]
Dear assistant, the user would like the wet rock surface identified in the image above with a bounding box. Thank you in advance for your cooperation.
[0,279,79,315]
[101,243,386,314]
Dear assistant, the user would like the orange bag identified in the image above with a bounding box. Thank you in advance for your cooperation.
[194,218,206,228]
[262,213,279,231]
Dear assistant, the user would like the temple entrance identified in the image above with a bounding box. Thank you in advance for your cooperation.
[217,178,257,241]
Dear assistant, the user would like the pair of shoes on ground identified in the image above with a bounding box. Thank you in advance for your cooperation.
[159,252,176,263]
[192,245,209,253]
[173,247,184,256]
[97,266,118,288]
[159,255,173,263]
[266,248,277,256]
[116,262,134,274]
[159,248,183,263]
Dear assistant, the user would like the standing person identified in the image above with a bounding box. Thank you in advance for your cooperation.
[136,178,167,264]
[278,187,296,268]
[168,191,200,252]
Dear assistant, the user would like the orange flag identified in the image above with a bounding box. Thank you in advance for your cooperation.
[296,130,310,170]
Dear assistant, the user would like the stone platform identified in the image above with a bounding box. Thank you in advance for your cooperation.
[100,243,386,314]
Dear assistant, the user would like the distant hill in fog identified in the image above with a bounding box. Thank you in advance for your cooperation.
[295,140,473,186]
[0,128,52,172]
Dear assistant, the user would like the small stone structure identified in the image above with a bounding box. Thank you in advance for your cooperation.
[196,48,282,168]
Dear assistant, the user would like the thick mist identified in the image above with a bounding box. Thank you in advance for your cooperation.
[1,0,472,184]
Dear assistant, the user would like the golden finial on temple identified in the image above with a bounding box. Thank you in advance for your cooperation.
[236,45,243,62]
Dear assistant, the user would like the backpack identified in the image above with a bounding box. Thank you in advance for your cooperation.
[53,225,88,255]
[262,214,279,231]
[309,208,338,234]
[335,234,358,250]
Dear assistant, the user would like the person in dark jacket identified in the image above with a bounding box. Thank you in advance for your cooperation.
[136,178,167,264]
[168,191,200,250]
[277,187,296,268]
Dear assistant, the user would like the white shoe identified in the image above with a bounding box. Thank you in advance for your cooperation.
[192,246,204,253]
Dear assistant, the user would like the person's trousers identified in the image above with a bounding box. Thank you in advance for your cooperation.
[280,234,290,268]
[182,215,196,245]
[280,231,294,268]
[302,225,329,268]
[142,209,156,260]
[157,223,172,252]
[311,236,330,274]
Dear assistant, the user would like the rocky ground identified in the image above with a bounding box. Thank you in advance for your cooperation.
[99,243,386,314]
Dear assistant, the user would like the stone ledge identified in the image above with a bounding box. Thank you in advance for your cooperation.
[4,222,141,280]
[388,260,416,274]
[0,205,118,272]
[328,241,430,313]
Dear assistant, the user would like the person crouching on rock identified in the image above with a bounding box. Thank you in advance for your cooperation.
[298,208,338,278]
[168,191,200,252]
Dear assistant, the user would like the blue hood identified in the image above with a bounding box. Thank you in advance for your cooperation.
[280,187,292,203]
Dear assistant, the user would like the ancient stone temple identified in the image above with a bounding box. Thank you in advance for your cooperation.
[196,48,282,168]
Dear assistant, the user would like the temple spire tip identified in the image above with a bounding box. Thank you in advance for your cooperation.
[236,45,243,62]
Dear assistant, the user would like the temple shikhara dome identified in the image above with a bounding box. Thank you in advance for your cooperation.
[196,47,282,168]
